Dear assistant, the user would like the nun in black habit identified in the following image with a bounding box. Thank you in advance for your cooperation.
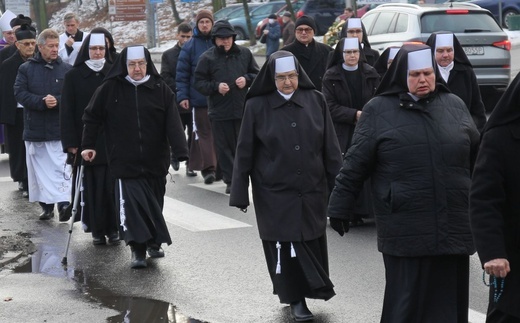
[426,32,486,132]
[60,32,119,244]
[373,46,400,78]
[230,51,342,321]
[328,44,479,323]
[81,45,188,269]
[340,18,379,67]
[469,72,520,322]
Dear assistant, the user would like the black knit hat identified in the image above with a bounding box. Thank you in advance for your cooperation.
[14,24,36,41]
[10,14,32,28]
[212,20,237,39]
[295,15,317,33]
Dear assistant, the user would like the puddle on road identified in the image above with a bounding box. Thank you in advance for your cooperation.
[14,248,207,323]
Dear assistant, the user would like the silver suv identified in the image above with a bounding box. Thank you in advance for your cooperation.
[361,2,511,109]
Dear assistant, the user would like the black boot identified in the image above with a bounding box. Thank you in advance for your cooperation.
[290,299,314,322]
[130,244,147,269]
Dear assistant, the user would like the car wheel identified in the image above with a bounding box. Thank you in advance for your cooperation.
[235,28,246,40]
[503,9,519,28]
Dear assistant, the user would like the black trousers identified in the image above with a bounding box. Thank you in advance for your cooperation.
[210,119,241,185]
[4,109,27,183]
[487,305,520,323]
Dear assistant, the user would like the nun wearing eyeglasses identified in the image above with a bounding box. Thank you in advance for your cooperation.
[60,33,119,244]
[328,44,479,322]
[340,18,379,66]
[230,51,342,322]
[81,45,188,269]
[426,32,487,132]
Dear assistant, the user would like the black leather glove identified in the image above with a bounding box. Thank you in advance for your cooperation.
[329,218,349,236]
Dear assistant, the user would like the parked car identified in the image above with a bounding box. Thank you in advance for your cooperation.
[296,0,346,35]
[227,1,287,39]
[361,2,511,110]
[214,4,245,21]
[467,0,520,28]
[255,0,306,38]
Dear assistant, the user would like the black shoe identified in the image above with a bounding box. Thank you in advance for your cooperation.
[171,158,180,171]
[203,172,216,185]
[186,168,197,177]
[130,246,147,269]
[92,236,107,245]
[290,299,314,322]
[225,183,231,194]
[58,206,71,222]
[39,210,53,221]
[147,247,165,258]
[107,232,120,244]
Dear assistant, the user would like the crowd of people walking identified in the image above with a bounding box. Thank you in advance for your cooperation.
[0,6,519,323]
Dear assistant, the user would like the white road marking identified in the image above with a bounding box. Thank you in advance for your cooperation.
[469,309,487,323]
[162,196,251,232]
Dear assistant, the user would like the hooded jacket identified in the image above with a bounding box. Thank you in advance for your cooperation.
[176,25,214,107]
[82,46,188,178]
[328,44,480,257]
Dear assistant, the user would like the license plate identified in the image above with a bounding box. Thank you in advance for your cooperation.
[463,46,484,55]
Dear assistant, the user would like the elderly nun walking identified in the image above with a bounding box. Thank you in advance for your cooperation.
[230,51,342,321]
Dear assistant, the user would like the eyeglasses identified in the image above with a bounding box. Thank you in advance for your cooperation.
[275,73,298,82]
[343,49,360,55]
[347,29,363,35]
[17,41,36,47]
[127,61,147,69]
[295,27,313,33]
[89,46,105,51]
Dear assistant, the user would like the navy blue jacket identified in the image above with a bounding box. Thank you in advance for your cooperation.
[175,28,214,108]
[14,53,71,141]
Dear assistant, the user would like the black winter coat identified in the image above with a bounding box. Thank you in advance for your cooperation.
[194,44,259,121]
[0,51,25,125]
[14,53,71,141]
[230,89,342,241]
[470,120,520,318]
[322,63,380,153]
[328,92,480,257]
[82,75,188,179]
[61,63,111,165]
[281,40,333,90]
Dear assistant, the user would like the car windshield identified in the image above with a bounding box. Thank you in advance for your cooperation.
[421,11,503,33]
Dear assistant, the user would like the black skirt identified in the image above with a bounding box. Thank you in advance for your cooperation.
[381,254,470,323]
[115,177,172,246]
[262,235,335,304]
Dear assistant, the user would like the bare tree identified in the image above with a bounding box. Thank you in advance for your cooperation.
[284,0,296,21]
[169,0,182,25]
[241,1,256,45]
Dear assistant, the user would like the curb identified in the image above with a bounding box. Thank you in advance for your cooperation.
[0,251,23,268]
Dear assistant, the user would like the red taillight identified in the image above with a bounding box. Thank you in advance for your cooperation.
[493,39,511,51]
[296,10,304,18]
[445,9,469,14]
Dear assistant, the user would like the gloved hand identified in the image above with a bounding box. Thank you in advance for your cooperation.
[329,218,349,236]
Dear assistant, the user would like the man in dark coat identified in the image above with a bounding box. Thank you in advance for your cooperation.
[322,37,380,226]
[194,20,259,194]
[230,51,342,322]
[176,10,218,184]
[328,44,480,323]
[160,22,196,176]
[340,18,379,67]
[60,32,119,245]
[426,32,487,132]
[14,28,72,221]
[0,14,32,65]
[281,15,333,90]
[0,24,36,197]
[81,45,188,269]
[281,11,295,46]
[469,72,520,322]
